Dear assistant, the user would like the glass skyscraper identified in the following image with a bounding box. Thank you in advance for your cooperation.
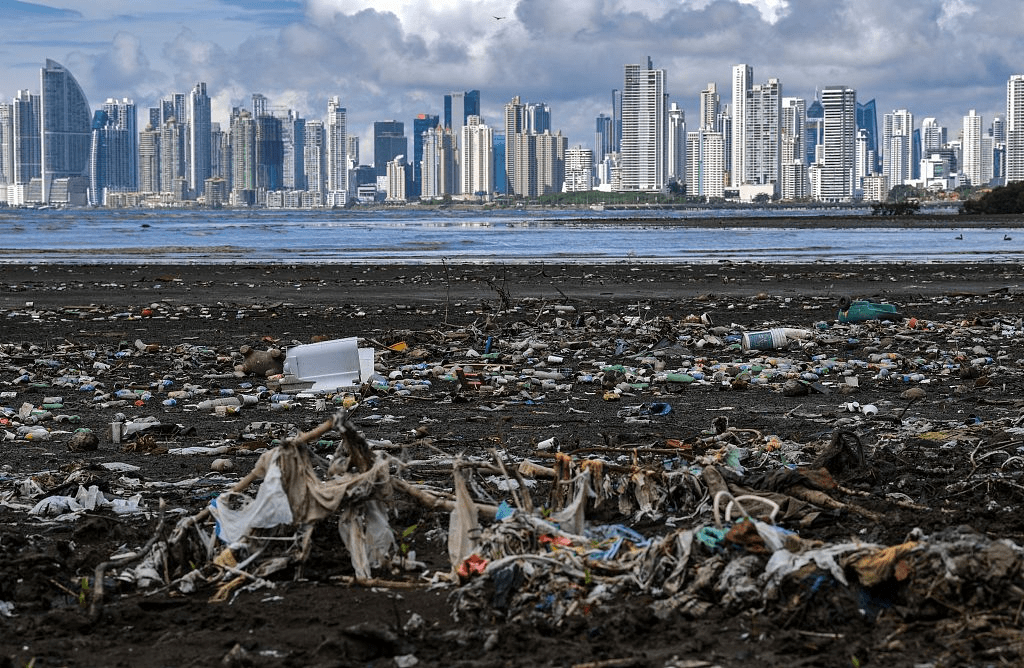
[40,59,91,202]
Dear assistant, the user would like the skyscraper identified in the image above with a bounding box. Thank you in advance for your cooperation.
[856,99,879,174]
[0,103,12,186]
[700,83,720,131]
[326,97,347,197]
[962,109,984,187]
[882,109,914,189]
[160,117,187,197]
[373,121,406,178]
[88,99,136,205]
[687,129,725,199]
[420,124,456,199]
[667,102,686,184]
[304,120,325,194]
[138,123,161,193]
[504,96,525,196]
[805,97,825,167]
[255,114,284,191]
[189,83,212,196]
[536,131,567,195]
[412,114,439,198]
[277,110,305,191]
[460,115,494,196]
[594,113,613,165]
[230,110,256,196]
[524,103,551,134]
[40,59,91,202]
[781,97,806,200]
[12,90,41,186]
[743,78,781,190]
[730,64,752,187]
[819,86,857,202]
[921,118,945,154]
[619,57,667,191]
[444,90,481,138]
[1006,74,1024,184]
[564,146,594,192]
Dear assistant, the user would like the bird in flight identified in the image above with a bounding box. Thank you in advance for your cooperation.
[494,15,505,20]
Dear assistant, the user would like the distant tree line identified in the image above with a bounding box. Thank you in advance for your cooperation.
[961,181,1024,215]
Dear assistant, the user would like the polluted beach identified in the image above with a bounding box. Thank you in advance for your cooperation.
[2,260,1024,667]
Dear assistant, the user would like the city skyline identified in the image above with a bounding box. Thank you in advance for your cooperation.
[0,0,1020,166]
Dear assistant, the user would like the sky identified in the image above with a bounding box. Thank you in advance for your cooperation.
[1,0,1021,165]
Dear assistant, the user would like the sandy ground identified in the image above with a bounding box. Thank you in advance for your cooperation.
[2,260,1024,668]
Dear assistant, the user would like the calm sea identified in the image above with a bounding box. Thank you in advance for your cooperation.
[0,206,1021,264]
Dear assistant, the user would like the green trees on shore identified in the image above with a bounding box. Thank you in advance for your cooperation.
[961,181,1024,215]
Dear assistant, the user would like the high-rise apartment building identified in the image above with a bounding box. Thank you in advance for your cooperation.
[743,78,781,191]
[611,89,622,154]
[594,113,613,166]
[102,98,137,191]
[882,109,914,189]
[160,117,187,197]
[386,156,406,202]
[536,131,567,195]
[504,96,525,196]
[460,115,493,196]
[781,97,806,200]
[373,121,406,178]
[730,64,752,187]
[11,90,41,186]
[667,102,686,184]
[1006,75,1024,183]
[686,129,725,199]
[619,57,667,191]
[326,97,347,197]
[189,83,211,196]
[210,122,228,183]
[230,110,256,195]
[277,110,305,190]
[564,146,593,192]
[88,99,137,205]
[819,86,857,202]
[412,114,439,198]
[420,124,456,199]
[40,59,91,202]
[962,109,984,187]
[138,124,160,193]
[700,83,720,132]
[0,103,12,186]
[303,120,325,194]
[921,118,945,154]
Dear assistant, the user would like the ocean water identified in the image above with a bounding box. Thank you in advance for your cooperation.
[0,207,1021,264]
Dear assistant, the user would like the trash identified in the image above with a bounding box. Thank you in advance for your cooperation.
[235,345,284,377]
[836,297,901,323]
[4,265,1024,667]
[280,337,375,391]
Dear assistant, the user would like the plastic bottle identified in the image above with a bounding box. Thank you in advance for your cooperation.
[196,396,241,411]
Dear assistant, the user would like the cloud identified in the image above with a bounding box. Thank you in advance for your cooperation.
[0,0,80,20]
[3,0,1023,166]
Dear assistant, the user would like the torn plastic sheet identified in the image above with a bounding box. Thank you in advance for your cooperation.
[29,484,144,518]
[209,449,294,543]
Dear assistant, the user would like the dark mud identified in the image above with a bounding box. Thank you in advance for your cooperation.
[2,261,1024,668]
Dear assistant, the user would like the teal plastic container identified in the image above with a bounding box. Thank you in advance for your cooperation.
[837,301,899,323]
